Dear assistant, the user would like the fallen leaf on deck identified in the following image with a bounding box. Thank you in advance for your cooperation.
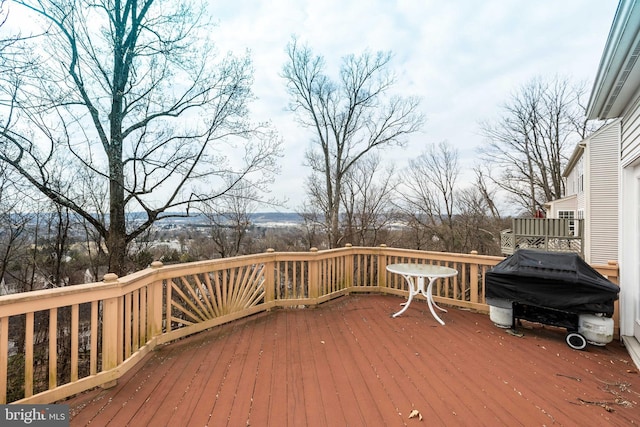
[408,409,423,420]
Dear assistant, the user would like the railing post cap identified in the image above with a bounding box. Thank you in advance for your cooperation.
[103,273,119,283]
[266,248,275,253]
[344,243,352,247]
[310,247,318,252]
[151,261,163,269]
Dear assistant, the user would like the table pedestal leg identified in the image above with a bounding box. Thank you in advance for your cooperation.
[424,277,446,325]
[392,275,447,325]
[392,275,417,318]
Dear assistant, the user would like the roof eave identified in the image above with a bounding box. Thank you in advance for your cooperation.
[586,0,640,120]
[563,143,585,177]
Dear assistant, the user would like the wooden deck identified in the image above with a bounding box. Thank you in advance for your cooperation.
[63,295,640,426]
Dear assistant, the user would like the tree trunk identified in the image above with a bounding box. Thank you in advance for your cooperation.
[108,165,127,275]
[107,121,126,275]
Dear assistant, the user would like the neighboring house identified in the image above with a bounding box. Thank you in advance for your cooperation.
[544,194,577,220]
[586,0,640,368]
[545,120,620,265]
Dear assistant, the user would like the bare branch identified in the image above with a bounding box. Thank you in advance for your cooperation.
[282,37,424,247]
[478,75,586,215]
[0,0,281,274]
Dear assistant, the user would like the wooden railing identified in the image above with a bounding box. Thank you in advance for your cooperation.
[0,246,618,405]
[501,218,584,256]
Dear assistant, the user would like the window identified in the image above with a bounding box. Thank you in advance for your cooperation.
[558,210,574,220]
[577,158,584,193]
[578,174,584,192]
[558,210,576,235]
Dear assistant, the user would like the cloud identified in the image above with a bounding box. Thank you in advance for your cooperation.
[208,0,619,210]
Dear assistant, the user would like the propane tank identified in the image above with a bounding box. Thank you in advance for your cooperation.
[487,298,513,328]
[578,314,614,345]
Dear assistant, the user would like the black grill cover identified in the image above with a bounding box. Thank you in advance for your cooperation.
[485,249,619,316]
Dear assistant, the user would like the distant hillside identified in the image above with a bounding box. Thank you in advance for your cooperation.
[154,212,304,228]
[249,212,303,224]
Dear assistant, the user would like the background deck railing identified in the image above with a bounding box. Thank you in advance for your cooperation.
[0,246,619,405]
[500,218,584,256]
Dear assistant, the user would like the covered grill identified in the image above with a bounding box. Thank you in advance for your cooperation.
[485,249,620,349]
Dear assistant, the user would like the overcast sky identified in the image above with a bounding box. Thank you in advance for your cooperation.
[206,0,620,211]
[3,1,621,212]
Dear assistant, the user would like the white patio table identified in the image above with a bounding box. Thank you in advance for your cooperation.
[386,263,458,325]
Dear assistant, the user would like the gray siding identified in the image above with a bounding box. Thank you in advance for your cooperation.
[589,122,619,263]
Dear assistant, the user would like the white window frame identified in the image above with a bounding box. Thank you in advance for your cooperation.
[558,210,576,235]
[577,157,584,193]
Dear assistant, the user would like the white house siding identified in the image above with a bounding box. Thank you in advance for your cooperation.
[566,166,578,196]
[587,121,620,264]
[564,150,582,198]
[621,99,640,167]
[585,0,640,371]
[545,195,576,217]
[574,155,586,210]
[619,107,640,346]
[576,183,586,212]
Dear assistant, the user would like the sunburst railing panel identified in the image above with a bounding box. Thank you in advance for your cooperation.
[169,265,266,330]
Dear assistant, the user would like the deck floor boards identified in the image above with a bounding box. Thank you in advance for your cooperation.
[64,295,640,426]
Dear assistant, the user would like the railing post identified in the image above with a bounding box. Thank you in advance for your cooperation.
[606,260,620,284]
[0,316,8,404]
[377,244,388,288]
[102,273,120,389]
[579,220,585,257]
[308,247,320,299]
[469,251,480,303]
[344,244,354,290]
[149,261,164,337]
[608,260,620,337]
[264,249,276,305]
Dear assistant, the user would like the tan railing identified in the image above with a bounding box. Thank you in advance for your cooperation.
[501,218,584,256]
[0,246,618,404]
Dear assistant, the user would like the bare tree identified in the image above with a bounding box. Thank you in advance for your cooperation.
[0,166,32,293]
[282,38,424,248]
[0,0,281,275]
[0,0,18,75]
[455,185,509,255]
[296,202,326,249]
[479,76,588,215]
[398,141,459,252]
[199,182,257,258]
[0,0,6,27]
[341,154,399,246]
[473,166,502,220]
[1,163,85,292]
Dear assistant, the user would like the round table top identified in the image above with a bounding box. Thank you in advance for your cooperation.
[386,263,458,278]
